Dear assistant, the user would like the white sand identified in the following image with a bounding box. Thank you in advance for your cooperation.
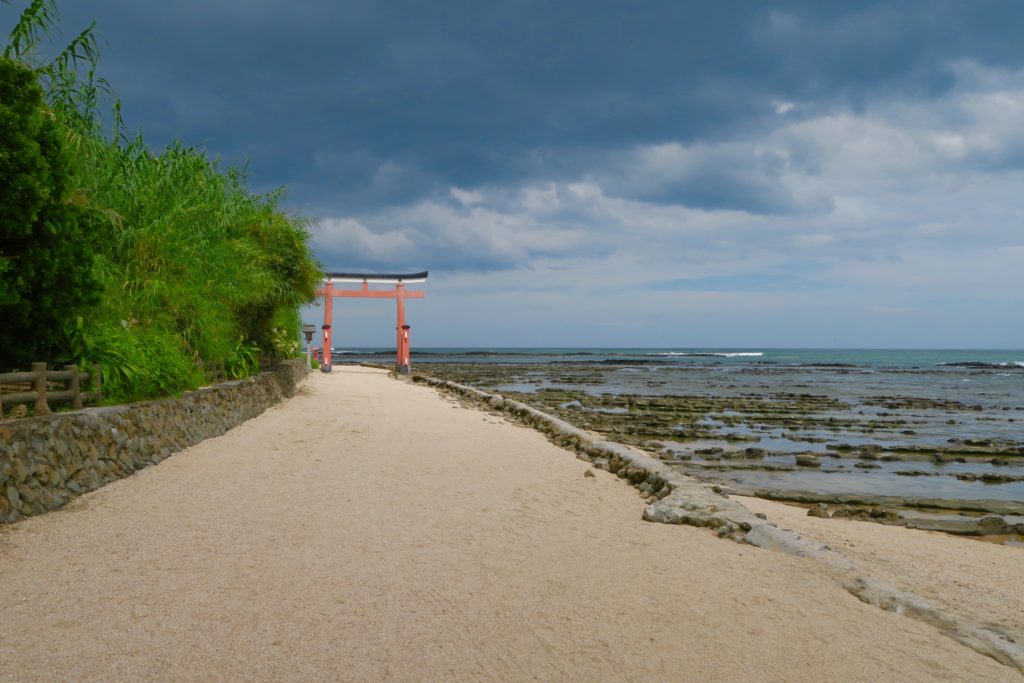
[736,495,1024,636]
[0,367,1018,681]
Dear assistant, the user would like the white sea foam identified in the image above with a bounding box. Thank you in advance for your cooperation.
[657,351,764,358]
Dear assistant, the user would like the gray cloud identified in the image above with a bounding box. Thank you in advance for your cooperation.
[7,1,1024,345]
[10,0,1024,214]
[593,142,833,215]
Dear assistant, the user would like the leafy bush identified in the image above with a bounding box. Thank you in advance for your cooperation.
[68,135,321,393]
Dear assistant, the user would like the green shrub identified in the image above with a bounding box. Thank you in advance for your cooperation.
[67,136,321,392]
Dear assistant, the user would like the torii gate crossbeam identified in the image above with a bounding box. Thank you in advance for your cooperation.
[316,271,428,374]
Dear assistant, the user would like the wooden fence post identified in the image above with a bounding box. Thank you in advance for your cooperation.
[32,362,49,415]
[66,364,82,410]
[93,364,102,403]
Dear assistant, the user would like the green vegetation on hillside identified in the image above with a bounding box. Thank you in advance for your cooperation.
[0,1,322,401]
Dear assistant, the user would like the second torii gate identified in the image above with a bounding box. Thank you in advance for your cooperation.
[317,271,428,375]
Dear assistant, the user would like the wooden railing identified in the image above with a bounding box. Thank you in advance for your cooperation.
[2,355,281,418]
[0,363,102,416]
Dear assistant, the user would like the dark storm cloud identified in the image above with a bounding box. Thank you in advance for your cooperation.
[7,0,1024,215]
[594,142,833,215]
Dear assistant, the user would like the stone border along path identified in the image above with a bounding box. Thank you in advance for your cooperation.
[1,360,307,524]
[410,373,1024,673]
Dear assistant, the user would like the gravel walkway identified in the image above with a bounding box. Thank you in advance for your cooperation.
[0,367,1016,681]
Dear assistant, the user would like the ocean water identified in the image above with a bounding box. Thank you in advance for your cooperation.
[331,348,1024,423]
[332,348,1024,416]
[334,347,1024,368]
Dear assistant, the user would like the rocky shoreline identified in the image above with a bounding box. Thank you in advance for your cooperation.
[407,370,1024,672]
[413,362,1024,544]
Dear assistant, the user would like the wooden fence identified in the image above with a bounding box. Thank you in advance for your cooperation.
[2,355,278,417]
[0,363,102,417]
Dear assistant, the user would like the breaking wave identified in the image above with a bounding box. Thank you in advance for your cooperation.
[936,361,1024,369]
[657,351,764,358]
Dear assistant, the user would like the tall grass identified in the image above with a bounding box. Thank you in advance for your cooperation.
[64,134,321,400]
[4,1,322,401]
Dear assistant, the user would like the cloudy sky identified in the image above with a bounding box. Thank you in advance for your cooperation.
[8,1,1023,348]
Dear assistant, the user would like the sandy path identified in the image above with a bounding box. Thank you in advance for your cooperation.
[0,367,1017,681]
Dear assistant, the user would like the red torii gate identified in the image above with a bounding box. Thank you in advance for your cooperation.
[317,271,428,375]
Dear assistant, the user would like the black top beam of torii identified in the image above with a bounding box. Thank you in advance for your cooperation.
[324,271,428,283]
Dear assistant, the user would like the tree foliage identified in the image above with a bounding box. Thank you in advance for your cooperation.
[0,56,101,369]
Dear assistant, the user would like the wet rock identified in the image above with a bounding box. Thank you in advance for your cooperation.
[832,505,870,520]
[794,454,820,468]
[868,508,899,522]
[807,504,831,518]
[980,473,1024,484]
[724,432,759,442]
[854,462,880,469]
[904,515,1008,536]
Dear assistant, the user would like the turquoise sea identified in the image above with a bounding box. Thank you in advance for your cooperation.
[329,348,1024,418]
[331,347,1024,368]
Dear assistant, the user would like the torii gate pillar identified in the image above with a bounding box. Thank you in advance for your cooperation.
[316,271,427,375]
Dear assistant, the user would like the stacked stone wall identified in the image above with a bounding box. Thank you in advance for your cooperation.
[0,359,307,523]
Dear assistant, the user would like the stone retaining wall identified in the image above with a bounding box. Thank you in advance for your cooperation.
[0,359,307,524]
